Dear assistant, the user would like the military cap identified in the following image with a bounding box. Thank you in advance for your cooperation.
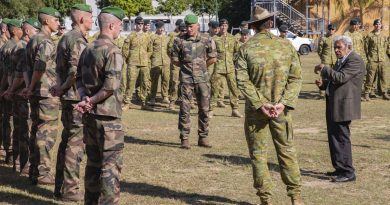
[179,22,186,32]
[7,19,22,28]
[101,6,125,20]
[279,24,288,32]
[175,19,183,26]
[327,24,336,30]
[240,29,250,35]
[373,19,381,25]
[155,21,164,28]
[209,20,219,28]
[134,16,143,24]
[248,6,276,24]
[71,3,92,13]
[1,18,11,25]
[350,18,359,25]
[38,7,61,18]
[144,19,150,24]
[24,18,41,29]
[219,18,229,26]
[184,14,198,25]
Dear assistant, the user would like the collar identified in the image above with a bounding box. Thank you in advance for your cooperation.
[339,51,352,63]
[98,34,115,44]
[185,33,201,42]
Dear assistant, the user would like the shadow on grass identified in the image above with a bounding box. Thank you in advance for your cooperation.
[0,165,56,203]
[121,182,253,205]
[298,90,323,100]
[124,135,181,148]
[374,135,390,142]
[303,137,388,150]
[300,169,331,180]
[0,191,58,205]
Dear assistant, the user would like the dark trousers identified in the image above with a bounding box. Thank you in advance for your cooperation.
[326,101,355,177]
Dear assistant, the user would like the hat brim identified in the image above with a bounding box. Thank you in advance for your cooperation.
[247,12,277,24]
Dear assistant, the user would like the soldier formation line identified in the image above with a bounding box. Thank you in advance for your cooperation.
[0,3,389,205]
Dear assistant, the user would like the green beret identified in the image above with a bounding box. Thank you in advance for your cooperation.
[1,18,11,25]
[38,7,61,18]
[184,14,198,25]
[7,19,23,28]
[72,3,92,13]
[101,6,125,20]
[24,18,41,29]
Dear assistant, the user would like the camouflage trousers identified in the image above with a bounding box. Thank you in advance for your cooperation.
[12,98,31,173]
[124,65,150,104]
[208,66,225,103]
[55,100,85,197]
[1,99,13,160]
[83,114,124,205]
[178,82,210,139]
[244,109,302,202]
[29,96,60,181]
[150,64,170,99]
[168,64,180,102]
[210,72,239,110]
[364,61,388,94]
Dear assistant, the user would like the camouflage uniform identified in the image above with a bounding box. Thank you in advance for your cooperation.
[344,31,367,64]
[172,33,217,140]
[210,33,241,111]
[235,31,302,203]
[0,35,8,157]
[150,32,171,100]
[208,32,225,106]
[54,29,88,198]
[77,34,124,205]
[168,31,180,102]
[52,33,63,45]
[122,31,151,105]
[317,35,337,97]
[26,31,60,183]
[364,31,390,95]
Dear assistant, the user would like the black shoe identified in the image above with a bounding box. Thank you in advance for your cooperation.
[325,171,340,176]
[332,175,356,183]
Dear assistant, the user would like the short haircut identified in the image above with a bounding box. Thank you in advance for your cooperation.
[98,13,119,28]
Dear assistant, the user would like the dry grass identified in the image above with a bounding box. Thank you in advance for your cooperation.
[0,53,390,205]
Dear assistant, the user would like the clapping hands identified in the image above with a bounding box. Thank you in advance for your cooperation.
[74,96,94,114]
[260,103,285,118]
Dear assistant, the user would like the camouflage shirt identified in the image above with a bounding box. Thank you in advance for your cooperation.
[167,31,180,57]
[151,33,171,67]
[15,39,28,79]
[172,32,217,83]
[344,31,367,63]
[56,28,88,101]
[235,31,302,111]
[26,31,57,97]
[77,34,123,118]
[365,31,390,63]
[52,33,63,45]
[122,31,151,66]
[0,39,17,84]
[0,36,7,82]
[317,35,337,65]
[213,33,240,74]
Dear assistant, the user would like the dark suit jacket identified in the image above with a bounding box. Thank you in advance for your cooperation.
[320,51,364,122]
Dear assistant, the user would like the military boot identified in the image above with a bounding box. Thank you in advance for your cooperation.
[149,98,156,106]
[217,101,227,108]
[198,138,212,148]
[162,97,170,104]
[231,109,243,118]
[363,93,370,101]
[208,110,214,119]
[180,139,190,149]
[382,93,390,100]
[168,101,176,110]
[4,151,13,166]
[291,196,305,205]
[141,102,152,110]
[61,192,84,202]
[37,174,55,185]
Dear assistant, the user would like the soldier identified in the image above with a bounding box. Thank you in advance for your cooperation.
[75,6,125,204]
[149,21,170,105]
[208,20,220,37]
[238,29,250,45]
[172,14,217,149]
[235,7,304,205]
[209,19,243,118]
[363,19,390,101]
[344,18,367,64]
[122,16,152,109]
[317,24,337,98]
[2,18,40,176]
[167,19,183,109]
[235,20,249,40]
[279,24,288,38]
[52,23,66,44]
[49,3,93,201]
[22,7,61,185]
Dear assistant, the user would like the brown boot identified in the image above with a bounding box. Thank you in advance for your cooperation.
[180,139,190,149]
[231,109,243,118]
[37,174,55,185]
[363,93,370,101]
[198,138,212,148]
[162,97,170,104]
[383,93,390,100]
[217,101,227,108]
[209,110,214,119]
[61,192,84,202]
[291,196,305,205]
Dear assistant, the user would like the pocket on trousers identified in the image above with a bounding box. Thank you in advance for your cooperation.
[102,121,125,151]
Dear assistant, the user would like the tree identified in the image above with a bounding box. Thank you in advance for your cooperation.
[43,0,84,16]
[0,0,45,18]
[156,0,188,16]
[97,0,153,16]
[334,0,378,25]
[218,0,251,28]
[191,0,221,17]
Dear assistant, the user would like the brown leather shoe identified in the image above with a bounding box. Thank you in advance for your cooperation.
[60,192,84,202]
[291,196,305,205]
[37,174,55,185]
[180,139,190,149]
[217,101,227,108]
[198,138,212,148]
[231,109,243,118]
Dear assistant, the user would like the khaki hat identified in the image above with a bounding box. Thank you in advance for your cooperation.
[248,6,276,24]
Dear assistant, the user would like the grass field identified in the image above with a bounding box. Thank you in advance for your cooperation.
[0,53,390,205]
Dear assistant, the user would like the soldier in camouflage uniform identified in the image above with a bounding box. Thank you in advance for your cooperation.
[149,21,171,105]
[317,24,337,98]
[172,14,217,149]
[50,4,93,202]
[2,18,40,176]
[0,19,10,159]
[235,7,304,205]
[52,23,65,45]
[75,6,125,204]
[122,16,152,109]
[344,18,367,64]
[235,20,249,40]
[209,19,243,118]
[22,7,61,185]
[363,19,390,101]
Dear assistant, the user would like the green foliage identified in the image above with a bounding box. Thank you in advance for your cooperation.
[191,0,220,16]
[218,0,251,28]
[97,0,153,16]
[0,0,45,19]
[43,0,84,16]
[156,0,188,16]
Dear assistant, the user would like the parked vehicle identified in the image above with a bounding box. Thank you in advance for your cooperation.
[270,28,314,55]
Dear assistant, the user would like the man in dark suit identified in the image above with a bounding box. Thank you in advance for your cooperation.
[314,35,365,183]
